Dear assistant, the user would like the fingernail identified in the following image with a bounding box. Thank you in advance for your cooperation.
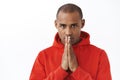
[68,36,71,42]
[68,36,70,39]
[65,36,67,42]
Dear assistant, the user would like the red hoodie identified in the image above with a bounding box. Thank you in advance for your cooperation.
[30,31,112,80]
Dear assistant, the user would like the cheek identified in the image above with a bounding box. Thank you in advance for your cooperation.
[73,30,81,39]
[74,29,81,35]
[74,33,80,38]
[58,30,65,38]
[58,29,64,35]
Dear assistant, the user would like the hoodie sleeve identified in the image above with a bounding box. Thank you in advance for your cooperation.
[70,50,112,80]
[29,51,68,80]
[70,66,93,80]
[95,50,112,80]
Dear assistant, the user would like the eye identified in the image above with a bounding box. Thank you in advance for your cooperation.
[71,24,77,28]
[59,24,66,29]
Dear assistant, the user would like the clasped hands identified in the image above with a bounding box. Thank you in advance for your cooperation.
[61,36,78,72]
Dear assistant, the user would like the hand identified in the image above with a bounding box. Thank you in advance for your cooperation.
[61,41,69,71]
[61,36,78,72]
[67,36,78,72]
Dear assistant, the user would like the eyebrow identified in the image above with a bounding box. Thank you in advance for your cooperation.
[59,23,78,25]
[59,23,66,26]
[71,23,78,25]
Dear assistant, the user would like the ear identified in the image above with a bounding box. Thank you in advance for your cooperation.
[81,19,85,28]
[54,20,58,29]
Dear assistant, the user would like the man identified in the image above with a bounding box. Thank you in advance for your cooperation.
[29,3,112,80]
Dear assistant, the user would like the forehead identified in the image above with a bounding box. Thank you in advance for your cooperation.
[57,11,80,22]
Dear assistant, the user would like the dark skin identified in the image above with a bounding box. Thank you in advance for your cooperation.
[55,11,85,72]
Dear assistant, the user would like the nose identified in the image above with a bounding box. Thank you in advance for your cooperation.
[65,27,72,36]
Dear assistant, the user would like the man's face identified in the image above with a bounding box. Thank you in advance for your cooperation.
[55,11,85,45]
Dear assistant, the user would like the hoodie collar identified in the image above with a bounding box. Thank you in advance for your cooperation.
[53,31,90,48]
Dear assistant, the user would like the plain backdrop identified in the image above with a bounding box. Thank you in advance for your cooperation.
[0,0,120,80]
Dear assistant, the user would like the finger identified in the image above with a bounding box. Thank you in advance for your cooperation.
[65,36,68,44]
[67,36,75,62]
[68,36,71,49]
[67,36,71,60]
[61,36,69,70]
[64,36,68,54]
[68,36,71,44]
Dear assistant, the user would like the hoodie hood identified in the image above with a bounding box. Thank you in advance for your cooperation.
[53,31,90,48]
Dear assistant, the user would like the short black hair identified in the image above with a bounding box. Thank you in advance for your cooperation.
[56,3,83,19]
